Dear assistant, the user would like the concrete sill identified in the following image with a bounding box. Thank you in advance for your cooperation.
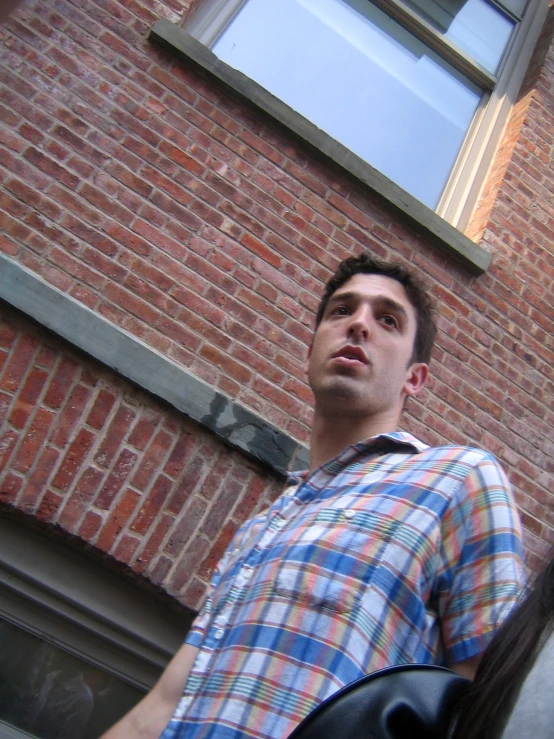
[0,255,309,477]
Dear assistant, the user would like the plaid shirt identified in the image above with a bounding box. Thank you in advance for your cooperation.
[161,432,524,739]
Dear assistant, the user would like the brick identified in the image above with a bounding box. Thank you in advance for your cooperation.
[198,520,238,582]
[13,407,55,473]
[171,536,211,594]
[130,473,173,535]
[35,346,58,369]
[95,448,139,509]
[36,489,63,523]
[23,146,79,189]
[164,434,196,478]
[43,357,79,408]
[145,221,194,263]
[0,391,12,427]
[51,428,96,492]
[128,415,159,451]
[119,252,175,292]
[202,477,243,540]
[0,333,38,392]
[96,488,141,553]
[199,345,252,385]
[9,367,49,429]
[134,512,173,572]
[79,183,133,225]
[166,454,209,515]
[57,465,105,531]
[112,533,140,565]
[103,282,161,324]
[158,141,205,176]
[105,160,153,197]
[165,497,208,558]
[0,472,23,505]
[131,429,173,490]
[0,431,18,476]
[149,555,174,589]
[94,405,136,468]
[156,316,202,351]
[51,384,92,448]
[77,510,103,541]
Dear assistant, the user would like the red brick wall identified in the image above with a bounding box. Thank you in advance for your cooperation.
[0,0,553,581]
[0,305,282,609]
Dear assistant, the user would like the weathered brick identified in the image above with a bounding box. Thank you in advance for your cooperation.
[0,333,38,393]
[130,473,173,535]
[43,357,79,409]
[135,512,173,572]
[12,407,55,473]
[164,497,207,557]
[94,405,136,468]
[0,472,24,505]
[0,431,19,476]
[9,366,49,429]
[95,448,139,509]
[51,384,92,448]
[131,429,173,490]
[96,488,141,553]
[51,428,95,492]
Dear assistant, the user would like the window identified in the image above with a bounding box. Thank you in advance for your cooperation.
[185,0,548,229]
[0,517,193,739]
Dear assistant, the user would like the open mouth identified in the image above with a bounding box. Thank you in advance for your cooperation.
[332,346,368,365]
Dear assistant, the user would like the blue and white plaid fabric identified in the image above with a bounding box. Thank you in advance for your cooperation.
[161,432,524,739]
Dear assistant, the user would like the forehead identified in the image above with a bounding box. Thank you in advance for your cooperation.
[332,273,415,313]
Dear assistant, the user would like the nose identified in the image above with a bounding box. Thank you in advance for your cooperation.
[348,306,372,341]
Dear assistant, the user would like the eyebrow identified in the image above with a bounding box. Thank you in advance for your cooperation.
[327,291,409,322]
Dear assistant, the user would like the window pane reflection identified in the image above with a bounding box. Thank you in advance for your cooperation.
[214,0,481,208]
[0,618,145,739]
[445,0,514,72]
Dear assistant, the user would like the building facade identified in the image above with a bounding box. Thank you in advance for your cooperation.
[0,0,553,731]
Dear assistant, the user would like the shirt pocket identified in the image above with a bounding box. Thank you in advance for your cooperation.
[272,509,397,614]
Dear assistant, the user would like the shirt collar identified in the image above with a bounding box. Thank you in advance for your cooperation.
[286,431,428,487]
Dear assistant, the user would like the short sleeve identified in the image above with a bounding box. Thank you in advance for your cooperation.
[436,453,525,665]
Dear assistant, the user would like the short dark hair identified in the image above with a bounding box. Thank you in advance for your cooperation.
[315,253,437,364]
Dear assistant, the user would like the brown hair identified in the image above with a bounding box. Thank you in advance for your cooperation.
[315,253,437,364]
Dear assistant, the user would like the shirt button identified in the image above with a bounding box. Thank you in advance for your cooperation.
[214,628,224,640]
[344,509,356,519]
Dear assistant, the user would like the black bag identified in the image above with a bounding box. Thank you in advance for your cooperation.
[286,664,470,739]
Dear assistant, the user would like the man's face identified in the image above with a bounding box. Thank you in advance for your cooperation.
[307,274,428,422]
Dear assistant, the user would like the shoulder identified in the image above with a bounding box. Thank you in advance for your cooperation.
[418,443,501,467]
[418,444,511,494]
[392,433,505,474]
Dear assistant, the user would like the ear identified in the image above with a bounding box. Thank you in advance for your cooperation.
[305,341,313,374]
[403,362,429,397]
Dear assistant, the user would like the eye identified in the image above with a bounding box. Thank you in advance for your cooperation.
[330,305,350,317]
[379,314,399,329]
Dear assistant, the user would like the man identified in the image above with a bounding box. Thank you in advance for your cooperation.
[103,253,524,738]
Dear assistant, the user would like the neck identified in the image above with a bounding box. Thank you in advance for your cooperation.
[308,408,401,472]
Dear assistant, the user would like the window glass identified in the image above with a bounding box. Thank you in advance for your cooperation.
[498,0,528,17]
[0,618,144,739]
[444,0,515,72]
[213,0,481,208]
[402,0,515,72]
